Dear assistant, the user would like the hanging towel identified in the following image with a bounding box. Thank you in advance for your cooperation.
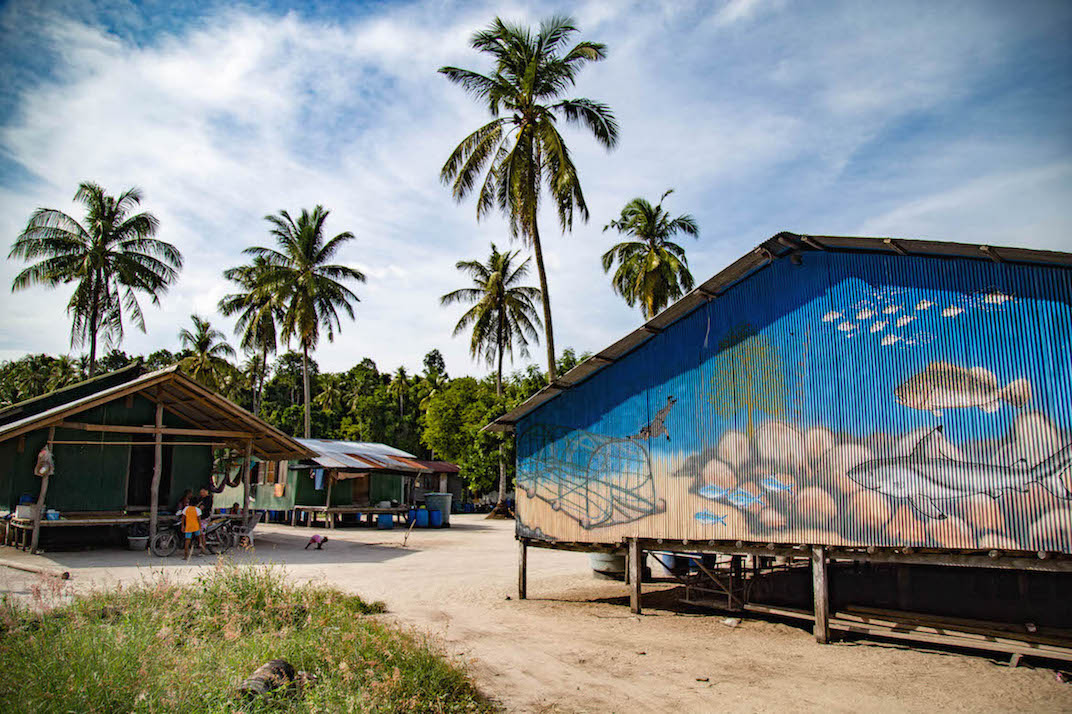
[314,468,325,490]
[274,482,285,498]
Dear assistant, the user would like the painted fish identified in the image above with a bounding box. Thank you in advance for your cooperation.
[896,315,915,327]
[695,511,727,525]
[942,306,963,318]
[759,475,793,492]
[856,309,875,320]
[846,428,1072,519]
[698,484,730,500]
[870,321,887,333]
[982,290,1013,305]
[881,334,902,346]
[837,321,855,332]
[883,305,901,314]
[894,362,1032,416]
[726,489,763,508]
[821,311,842,322]
[915,299,934,311]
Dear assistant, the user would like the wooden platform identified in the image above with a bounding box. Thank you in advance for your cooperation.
[291,505,409,529]
[4,512,176,550]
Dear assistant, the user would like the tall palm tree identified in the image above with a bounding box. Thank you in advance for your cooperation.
[441,244,541,515]
[314,373,345,413]
[246,206,364,438]
[218,256,283,417]
[439,15,618,384]
[602,189,700,319]
[178,315,236,391]
[388,367,408,419]
[9,182,183,376]
[46,355,85,391]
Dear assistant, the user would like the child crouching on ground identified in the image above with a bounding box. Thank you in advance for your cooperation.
[305,534,328,550]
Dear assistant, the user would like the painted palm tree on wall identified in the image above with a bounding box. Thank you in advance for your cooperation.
[178,315,236,391]
[602,189,699,320]
[218,256,283,417]
[9,182,183,376]
[246,206,365,438]
[439,15,618,383]
[441,243,542,515]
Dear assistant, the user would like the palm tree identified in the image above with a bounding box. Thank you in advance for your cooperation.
[218,256,283,417]
[441,243,541,515]
[9,182,183,376]
[314,373,345,413]
[388,367,408,419]
[178,315,236,391]
[46,355,85,391]
[246,206,364,438]
[439,15,618,384]
[602,189,700,319]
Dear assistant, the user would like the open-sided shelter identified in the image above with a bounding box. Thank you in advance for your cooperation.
[0,364,311,552]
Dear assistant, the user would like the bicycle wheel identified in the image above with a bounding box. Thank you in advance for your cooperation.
[205,529,231,555]
[150,531,178,557]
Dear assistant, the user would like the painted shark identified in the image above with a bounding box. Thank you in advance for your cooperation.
[630,396,677,441]
[846,427,1072,520]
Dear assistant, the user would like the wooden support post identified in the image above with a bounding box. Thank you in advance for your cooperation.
[325,474,333,529]
[147,403,164,548]
[518,539,527,600]
[629,538,643,615]
[812,545,829,644]
[30,427,56,554]
[242,439,253,521]
[290,508,297,527]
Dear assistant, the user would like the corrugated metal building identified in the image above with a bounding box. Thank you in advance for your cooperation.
[491,233,1072,655]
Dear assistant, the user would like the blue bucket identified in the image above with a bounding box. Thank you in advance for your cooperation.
[415,509,429,528]
[429,510,443,528]
[377,513,394,530]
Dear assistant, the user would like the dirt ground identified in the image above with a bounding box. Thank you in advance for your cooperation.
[2,515,1070,712]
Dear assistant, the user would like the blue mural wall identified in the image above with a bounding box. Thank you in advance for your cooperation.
[516,250,1072,553]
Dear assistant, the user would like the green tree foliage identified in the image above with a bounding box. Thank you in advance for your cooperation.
[247,206,365,438]
[219,256,284,417]
[178,315,236,392]
[602,189,699,319]
[707,324,786,438]
[439,15,618,383]
[9,182,183,376]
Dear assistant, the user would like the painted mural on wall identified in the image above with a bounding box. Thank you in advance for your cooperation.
[516,251,1072,553]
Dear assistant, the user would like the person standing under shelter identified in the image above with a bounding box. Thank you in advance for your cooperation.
[180,500,205,560]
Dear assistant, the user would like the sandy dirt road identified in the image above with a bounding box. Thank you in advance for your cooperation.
[2,515,1069,712]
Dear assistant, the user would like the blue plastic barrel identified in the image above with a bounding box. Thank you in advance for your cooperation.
[415,509,429,528]
[377,513,394,530]
[408,508,418,524]
[429,510,443,528]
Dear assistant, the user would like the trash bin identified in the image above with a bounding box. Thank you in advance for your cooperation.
[425,493,452,526]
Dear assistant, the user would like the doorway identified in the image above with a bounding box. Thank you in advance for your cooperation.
[127,439,173,509]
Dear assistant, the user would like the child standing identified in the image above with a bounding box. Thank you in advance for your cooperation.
[181,501,206,560]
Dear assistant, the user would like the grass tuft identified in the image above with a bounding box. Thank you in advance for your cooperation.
[0,561,487,713]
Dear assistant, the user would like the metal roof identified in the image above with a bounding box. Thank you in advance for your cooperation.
[297,438,426,473]
[0,365,313,460]
[485,232,1072,433]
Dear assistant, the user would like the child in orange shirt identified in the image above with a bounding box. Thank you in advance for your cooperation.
[180,502,205,560]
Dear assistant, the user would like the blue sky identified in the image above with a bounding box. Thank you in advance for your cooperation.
[1,0,1070,377]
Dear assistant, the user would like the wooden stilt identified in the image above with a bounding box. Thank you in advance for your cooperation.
[518,539,528,600]
[290,509,297,527]
[629,539,643,615]
[30,427,56,554]
[147,404,164,549]
[324,474,333,529]
[813,545,829,644]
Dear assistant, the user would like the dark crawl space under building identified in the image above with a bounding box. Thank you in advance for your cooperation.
[489,232,1072,662]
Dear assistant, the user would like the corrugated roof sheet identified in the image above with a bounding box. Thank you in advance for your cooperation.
[486,232,1072,432]
[296,439,429,473]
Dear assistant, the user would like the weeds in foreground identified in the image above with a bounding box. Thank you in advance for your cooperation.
[0,560,488,713]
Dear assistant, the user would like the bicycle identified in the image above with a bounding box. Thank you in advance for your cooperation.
[150,516,234,557]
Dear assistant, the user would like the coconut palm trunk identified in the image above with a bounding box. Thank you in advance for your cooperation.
[530,223,557,382]
[302,344,312,438]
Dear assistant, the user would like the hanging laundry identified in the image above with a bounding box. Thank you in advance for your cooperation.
[314,468,325,490]
[274,482,285,498]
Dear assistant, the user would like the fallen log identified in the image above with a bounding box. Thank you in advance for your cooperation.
[0,560,70,579]
[237,659,296,698]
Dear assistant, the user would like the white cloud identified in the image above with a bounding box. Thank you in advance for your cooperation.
[0,0,1068,376]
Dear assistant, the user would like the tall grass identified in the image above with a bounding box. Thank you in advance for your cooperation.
[0,561,489,712]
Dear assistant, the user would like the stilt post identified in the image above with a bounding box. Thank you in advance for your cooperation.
[518,539,528,600]
[148,402,164,548]
[812,545,829,644]
[30,426,56,554]
[629,538,643,615]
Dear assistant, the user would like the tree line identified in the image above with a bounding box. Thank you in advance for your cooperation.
[6,14,702,508]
